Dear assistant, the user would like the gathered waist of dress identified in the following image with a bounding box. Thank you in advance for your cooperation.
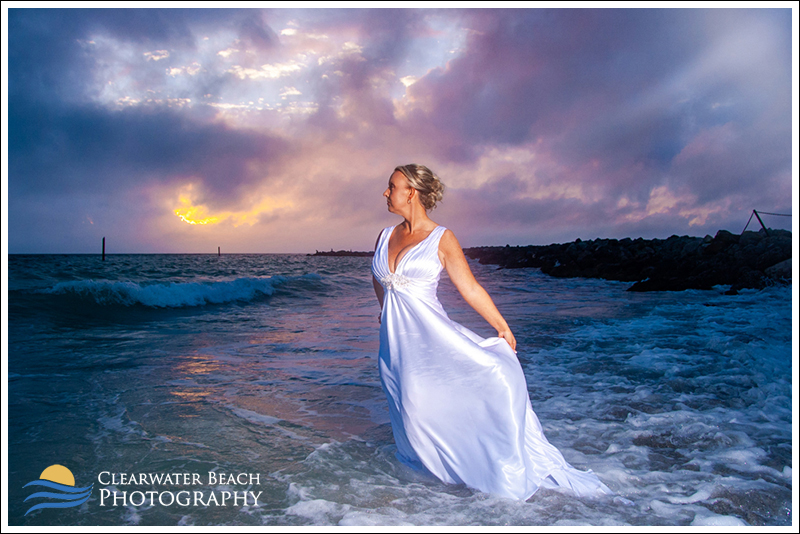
[377,271,440,294]
[380,272,412,290]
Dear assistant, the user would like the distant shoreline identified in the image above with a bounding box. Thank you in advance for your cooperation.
[308,250,374,257]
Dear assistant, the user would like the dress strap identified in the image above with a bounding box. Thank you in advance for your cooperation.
[429,226,447,248]
[377,225,396,249]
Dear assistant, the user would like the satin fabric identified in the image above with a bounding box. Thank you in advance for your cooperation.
[372,225,612,501]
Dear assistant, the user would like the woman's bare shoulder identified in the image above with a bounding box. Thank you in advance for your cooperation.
[439,228,462,250]
[438,228,469,268]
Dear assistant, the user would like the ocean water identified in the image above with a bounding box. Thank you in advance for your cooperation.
[6,253,794,526]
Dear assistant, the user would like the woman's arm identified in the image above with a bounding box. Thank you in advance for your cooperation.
[438,229,517,351]
[373,232,385,321]
[373,276,385,309]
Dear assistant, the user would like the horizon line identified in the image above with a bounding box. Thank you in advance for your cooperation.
[7,226,793,256]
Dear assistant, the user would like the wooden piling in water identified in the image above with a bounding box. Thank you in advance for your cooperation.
[102,237,105,261]
[218,246,221,256]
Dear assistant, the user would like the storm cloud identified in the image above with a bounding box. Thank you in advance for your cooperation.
[6,7,794,253]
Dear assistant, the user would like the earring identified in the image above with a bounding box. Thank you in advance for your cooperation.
[407,198,411,204]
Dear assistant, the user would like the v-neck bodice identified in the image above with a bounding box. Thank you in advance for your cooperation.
[386,225,442,274]
[372,225,446,301]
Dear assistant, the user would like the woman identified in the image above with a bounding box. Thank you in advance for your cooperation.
[371,164,611,501]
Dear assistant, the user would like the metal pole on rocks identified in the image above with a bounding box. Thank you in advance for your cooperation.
[753,210,770,237]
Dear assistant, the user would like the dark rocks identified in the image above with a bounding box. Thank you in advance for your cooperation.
[765,259,792,281]
[463,228,792,293]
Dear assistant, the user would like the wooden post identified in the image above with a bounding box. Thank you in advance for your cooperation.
[753,210,771,237]
[102,237,105,261]
[218,246,221,256]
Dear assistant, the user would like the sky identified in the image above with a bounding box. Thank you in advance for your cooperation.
[3,6,797,253]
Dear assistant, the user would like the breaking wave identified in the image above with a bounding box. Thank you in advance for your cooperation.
[41,275,321,308]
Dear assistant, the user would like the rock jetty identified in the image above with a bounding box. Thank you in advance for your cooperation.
[463,229,792,294]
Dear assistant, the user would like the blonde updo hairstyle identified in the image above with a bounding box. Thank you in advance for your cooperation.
[394,164,445,211]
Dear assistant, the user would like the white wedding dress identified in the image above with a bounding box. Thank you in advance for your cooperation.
[372,225,612,501]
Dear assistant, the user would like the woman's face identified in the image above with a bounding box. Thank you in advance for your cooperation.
[384,171,414,214]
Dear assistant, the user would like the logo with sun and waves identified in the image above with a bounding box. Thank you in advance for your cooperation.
[23,464,93,516]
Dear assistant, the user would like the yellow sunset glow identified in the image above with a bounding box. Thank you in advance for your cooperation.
[175,204,219,225]
[174,188,292,227]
